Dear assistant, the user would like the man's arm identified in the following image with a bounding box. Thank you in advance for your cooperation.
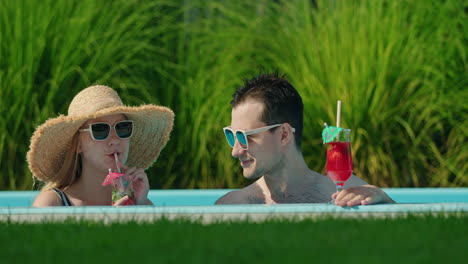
[334,175,395,206]
[333,185,395,206]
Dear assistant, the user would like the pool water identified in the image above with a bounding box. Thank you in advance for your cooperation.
[1,188,467,207]
[0,188,466,223]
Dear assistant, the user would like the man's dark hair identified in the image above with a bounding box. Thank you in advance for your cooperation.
[231,71,304,148]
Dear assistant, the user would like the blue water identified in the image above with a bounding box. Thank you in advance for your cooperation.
[0,188,467,207]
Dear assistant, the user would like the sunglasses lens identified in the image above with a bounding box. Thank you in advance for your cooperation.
[224,129,235,147]
[115,121,133,139]
[91,123,110,140]
[236,131,248,149]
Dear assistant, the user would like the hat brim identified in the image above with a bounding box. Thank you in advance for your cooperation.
[27,105,174,182]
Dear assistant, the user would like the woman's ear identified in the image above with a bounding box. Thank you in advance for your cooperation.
[77,140,82,154]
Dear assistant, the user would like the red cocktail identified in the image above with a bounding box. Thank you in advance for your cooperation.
[326,129,353,192]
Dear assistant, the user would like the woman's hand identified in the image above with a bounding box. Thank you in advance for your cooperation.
[118,161,153,205]
[113,195,132,206]
[332,185,395,207]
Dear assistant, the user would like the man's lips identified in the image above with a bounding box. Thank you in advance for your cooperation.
[240,159,253,167]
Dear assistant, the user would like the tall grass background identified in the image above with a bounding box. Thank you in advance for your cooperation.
[0,0,466,190]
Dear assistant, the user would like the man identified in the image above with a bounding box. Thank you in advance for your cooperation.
[216,72,394,206]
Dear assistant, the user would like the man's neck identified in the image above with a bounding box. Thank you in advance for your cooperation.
[259,150,320,203]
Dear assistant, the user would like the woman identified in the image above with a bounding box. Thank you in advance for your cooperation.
[28,85,174,206]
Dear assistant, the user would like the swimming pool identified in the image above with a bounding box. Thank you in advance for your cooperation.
[1,188,467,222]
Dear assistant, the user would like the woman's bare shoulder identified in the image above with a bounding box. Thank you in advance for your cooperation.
[32,190,63,207]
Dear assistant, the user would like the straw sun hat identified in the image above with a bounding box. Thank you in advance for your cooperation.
[27,85,174,182]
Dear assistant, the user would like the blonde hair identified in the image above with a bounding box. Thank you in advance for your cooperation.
[41,133,82,191]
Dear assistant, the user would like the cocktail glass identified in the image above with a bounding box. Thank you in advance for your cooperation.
[326,129,353,198]
[111,173,135,205]
[102,170,135,205]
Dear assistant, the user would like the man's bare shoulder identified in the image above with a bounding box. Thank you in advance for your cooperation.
[345,174,369,187]
[215,184,264,204]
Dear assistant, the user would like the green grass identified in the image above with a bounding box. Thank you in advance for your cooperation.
[0,0,466,190]
[0,214,466,263]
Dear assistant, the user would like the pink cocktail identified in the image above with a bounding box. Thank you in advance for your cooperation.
[102,171,135,205]
[326,129,353,192]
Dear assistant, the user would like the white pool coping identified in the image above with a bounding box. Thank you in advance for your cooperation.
[1,203,467,223]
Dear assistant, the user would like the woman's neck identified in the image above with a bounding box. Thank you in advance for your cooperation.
[65,165,113,205]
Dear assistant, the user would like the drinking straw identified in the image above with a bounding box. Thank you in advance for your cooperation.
[114,153,121,173]
[336,100,342,127]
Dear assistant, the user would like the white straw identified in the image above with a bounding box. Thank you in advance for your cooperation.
[114,153,121,173]
[336,100,342,127]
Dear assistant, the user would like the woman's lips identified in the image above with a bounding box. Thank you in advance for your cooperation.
[107,152,120,158]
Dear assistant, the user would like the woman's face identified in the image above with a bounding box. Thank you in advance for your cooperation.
[78,114,130,173]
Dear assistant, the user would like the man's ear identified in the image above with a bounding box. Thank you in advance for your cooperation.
[280,124,294,146]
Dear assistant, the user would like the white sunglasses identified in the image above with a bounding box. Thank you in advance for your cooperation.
[223,124,295,150]
[79,120,133,141]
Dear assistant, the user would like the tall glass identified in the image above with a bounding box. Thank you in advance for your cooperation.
[326,129,353,194]
[104,170,135,205]
[111,173,135,205]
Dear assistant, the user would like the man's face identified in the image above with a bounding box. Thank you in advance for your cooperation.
[230,99,283,180]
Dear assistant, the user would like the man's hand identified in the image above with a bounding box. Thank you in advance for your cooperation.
[332,185,395,207]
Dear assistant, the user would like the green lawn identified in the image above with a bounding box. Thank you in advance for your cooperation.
[0,214,466,263]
